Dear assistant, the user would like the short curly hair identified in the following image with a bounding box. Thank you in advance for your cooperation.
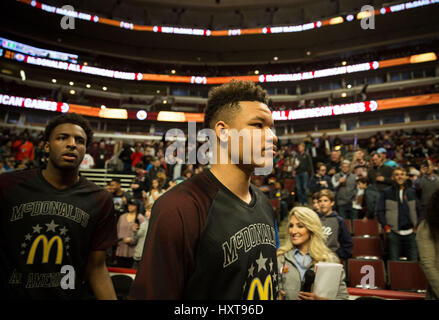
[44,113,93,147]
[204,80,268,129]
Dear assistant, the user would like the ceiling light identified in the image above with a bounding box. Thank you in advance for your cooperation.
[306,51,311,56]
[86,84,91,88]
[69,89,76,95]
[341,61,347,66]
[52,79,57,83]
[101,105,106,109]
[83,62,88,66]
[171,69,176,74]
[156,90,160,94]
[20,70,26,81]
[163,100,167,104]
[341,92,347,98]
[69,81,74,86]
[273,56,278,61]
[347,84,352,89]
[102,86,107,91]
[254,70,260,75]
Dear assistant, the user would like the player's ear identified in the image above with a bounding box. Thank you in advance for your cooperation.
[44,141,50,154]
[214,121,229,143]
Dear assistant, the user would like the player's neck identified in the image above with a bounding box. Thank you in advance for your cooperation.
[210,164,252,204]
[42,162,80,190]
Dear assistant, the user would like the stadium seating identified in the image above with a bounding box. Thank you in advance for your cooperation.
[352,236,383,259]
[387,261,428,292]
[348,258,387,289]
[353,219,380,237]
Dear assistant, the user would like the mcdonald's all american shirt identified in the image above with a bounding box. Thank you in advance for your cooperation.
[0,169,117,299]
[130,170,279,300]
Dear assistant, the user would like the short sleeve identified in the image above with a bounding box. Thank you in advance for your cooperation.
[90,191,118,251]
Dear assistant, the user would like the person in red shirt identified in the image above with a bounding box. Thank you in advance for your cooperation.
[130,144,144,169]
[13,131,34,162]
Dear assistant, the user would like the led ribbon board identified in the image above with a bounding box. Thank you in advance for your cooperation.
[17,0,439,37]
[0,37,78,63]
[3,47,436,84]
[2,93,439,121]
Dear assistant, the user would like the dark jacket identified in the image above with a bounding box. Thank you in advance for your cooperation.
[376,185,421,232]
[296,152,313,175]
[363,185,380,219]
[318,211,353,261]
[308,175,333,194]
[367,165,393,192]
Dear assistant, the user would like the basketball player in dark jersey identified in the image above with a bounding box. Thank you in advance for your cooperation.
[0,114,117,299]
[130,80,280,299]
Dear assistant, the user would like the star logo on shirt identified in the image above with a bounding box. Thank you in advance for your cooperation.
[60,226,68,235]
[248,263,255,278]
[24,234,32,241]
[255,252,267,272]
[32,224,42,234]
[269,259,273,272]
[45,220,59,233]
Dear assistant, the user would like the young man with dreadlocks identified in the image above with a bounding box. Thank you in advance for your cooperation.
[130,80,280,300]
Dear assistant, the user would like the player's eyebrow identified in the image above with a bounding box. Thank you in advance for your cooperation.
[248,116,274,127]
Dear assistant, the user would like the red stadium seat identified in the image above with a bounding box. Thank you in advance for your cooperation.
[352,236,383,259]
[283,179,296,193]
[269,198,280,211]
[387,261,428,292]
[353,219,380,237]
[347,258,387,289]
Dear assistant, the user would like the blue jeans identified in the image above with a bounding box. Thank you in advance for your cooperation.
[387,231,418,261]
[296,172,309,205]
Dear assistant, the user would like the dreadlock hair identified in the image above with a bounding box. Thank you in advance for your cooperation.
[204,80,268,129]
[44,113,93,147]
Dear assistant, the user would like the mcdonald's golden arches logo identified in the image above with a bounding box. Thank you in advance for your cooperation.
[26,235,63,265]
[247,275,273,300]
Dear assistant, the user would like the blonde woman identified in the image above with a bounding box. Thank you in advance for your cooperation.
[277,207,349,300]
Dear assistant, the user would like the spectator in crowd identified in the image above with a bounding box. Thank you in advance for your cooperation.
[0,139,13,160]
[149,158,165,181]
[110,178,128,217]
[93,140,111,169]
[294,142,314,205]
[418,160,439,216]
[269,181,290,221]
[308,162,333,194]
[13,130,34,163]
[367,136,378,154]
[356,177,380,221]
[277,206,349,300]
[131,162,150,202]
[326,150,342,177]
[316,190,353,261]
[377,167,421,261]
[316,133,332,163]
[132,203,153,269]
[130,143,144,169]
[332,160,358,220]
[144,178,165,206]
[416,189,439,300]
[377,147,397,168]
[80,152,95,169]
[115,198,146,268]
[312,192,320,213]
[368,151,393,192]
[119,143,133,172]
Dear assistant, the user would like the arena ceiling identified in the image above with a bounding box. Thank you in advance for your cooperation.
[1,0,439,66]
